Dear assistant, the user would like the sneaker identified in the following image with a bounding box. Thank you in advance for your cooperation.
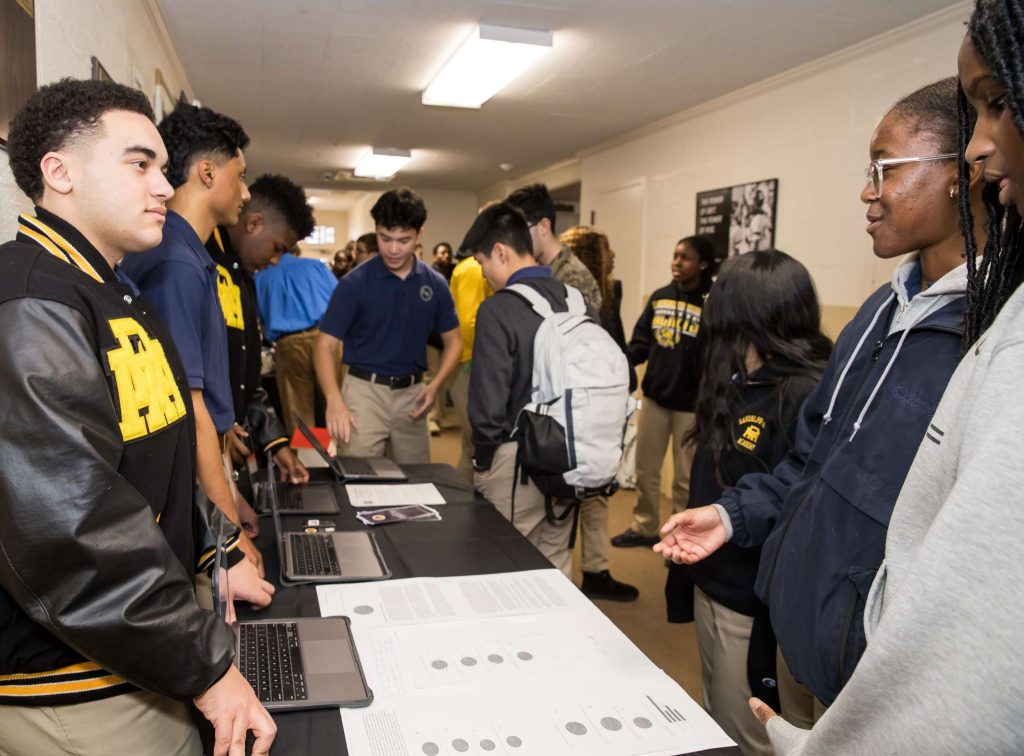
[428,419,441,436]
[610,528,659,548]
[581,570,639,602]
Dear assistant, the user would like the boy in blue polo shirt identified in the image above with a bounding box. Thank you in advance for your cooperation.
[121,102,265,570]
[314,188,460,463]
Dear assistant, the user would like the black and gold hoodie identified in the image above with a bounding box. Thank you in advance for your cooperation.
[0,208,234,706]
[627,282,707,411]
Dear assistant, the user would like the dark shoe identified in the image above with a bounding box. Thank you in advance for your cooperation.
[581,570,639,602]
[610,528,659,548]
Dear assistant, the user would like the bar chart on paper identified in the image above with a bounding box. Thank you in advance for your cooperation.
[317,570,735,755]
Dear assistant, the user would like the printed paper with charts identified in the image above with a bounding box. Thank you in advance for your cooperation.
[317,569,735,756]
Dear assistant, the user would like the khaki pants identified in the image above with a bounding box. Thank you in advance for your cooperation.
[694,588,772,756]
[0,689,202,756]
[450,362,474,482]
[631,399,695,537]
[340,375,430,464]
[579,496,609,573]
[275,329,320,436]
[474,442,573,576]
[426,346,456,428]
[777,648,828,729]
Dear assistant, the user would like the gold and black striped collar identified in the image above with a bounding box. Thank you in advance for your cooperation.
[16,208,117,285]
[211,226,227,254]
[206,224,239,267]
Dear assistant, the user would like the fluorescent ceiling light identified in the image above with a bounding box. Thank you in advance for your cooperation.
[423,24,553,109]
[353,148,412,179]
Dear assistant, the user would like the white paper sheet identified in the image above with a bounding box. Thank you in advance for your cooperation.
[345,483,447,508]
[317,569,589,628]
[318,571,735,755]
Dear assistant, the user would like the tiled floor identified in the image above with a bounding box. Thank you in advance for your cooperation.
[428,424,704,706]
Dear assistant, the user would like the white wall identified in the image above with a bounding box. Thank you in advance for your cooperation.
[478,158,582,208]
[347,188,478,262]
[0,0,191,241]
[303,209,350,261]
[576,3,972,333]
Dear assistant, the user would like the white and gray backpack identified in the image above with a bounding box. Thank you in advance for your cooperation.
[506,283,636,521]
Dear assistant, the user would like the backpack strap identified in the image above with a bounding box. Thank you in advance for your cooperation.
[506,283,555,318]
[507,282,589,319]
[564,285,587,316]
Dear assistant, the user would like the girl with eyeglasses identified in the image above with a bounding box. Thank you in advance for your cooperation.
[656,77,986,723]
[744,1,1024,752]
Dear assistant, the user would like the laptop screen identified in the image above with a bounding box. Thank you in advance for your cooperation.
[293,414,334,467]
[266,450,290,573]
[211,510,233,624]
[266,450,280,530]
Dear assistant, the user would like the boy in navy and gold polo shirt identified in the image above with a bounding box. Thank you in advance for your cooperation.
[122,102,267,564]
[313,188,460,463]
[0,79,275,755]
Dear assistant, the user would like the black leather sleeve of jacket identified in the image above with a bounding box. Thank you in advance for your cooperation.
[0,298,235,700]
[193,492,245,573]
[244,387,289,454]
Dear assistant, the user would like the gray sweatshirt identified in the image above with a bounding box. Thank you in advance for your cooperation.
[887,254,968,336]
[767,279,1024,754]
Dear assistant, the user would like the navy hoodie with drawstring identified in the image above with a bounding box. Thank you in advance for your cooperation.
[716,256,967,706]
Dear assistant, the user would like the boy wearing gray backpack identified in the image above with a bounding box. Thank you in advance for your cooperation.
[466,203,633,577]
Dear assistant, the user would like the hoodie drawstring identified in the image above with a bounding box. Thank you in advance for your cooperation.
[848,325,912,441]
[822,293,895,425]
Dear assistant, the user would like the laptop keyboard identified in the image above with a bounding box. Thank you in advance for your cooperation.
[290,533,342,576]
[238,622,308,703]
[341,457,376,477]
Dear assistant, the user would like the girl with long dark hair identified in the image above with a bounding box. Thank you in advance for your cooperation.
[743,2,1024,752]
[667,250,830,755]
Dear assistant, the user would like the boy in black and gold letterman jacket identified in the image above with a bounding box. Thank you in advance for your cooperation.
[0,79,276,755]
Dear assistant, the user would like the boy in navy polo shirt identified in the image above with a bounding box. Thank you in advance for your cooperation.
[122,102,265,571]
[314,188,460,463]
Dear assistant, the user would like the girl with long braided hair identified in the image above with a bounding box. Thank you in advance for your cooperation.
[746,2,1024,752]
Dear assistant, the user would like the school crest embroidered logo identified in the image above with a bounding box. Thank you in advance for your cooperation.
[420,285,434,302]
[736,414,766,452]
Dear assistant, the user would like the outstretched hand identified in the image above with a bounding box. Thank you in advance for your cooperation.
[652,506,728,564]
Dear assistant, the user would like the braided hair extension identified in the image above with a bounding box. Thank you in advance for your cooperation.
[960,0,1024,348]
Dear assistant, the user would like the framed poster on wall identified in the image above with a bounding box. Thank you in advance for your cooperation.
[91,56,114,84]
[695,178,778,265]
[1,0,37,148]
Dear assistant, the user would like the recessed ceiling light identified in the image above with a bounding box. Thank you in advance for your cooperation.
[423,24,553,109]
[353,148,412,180]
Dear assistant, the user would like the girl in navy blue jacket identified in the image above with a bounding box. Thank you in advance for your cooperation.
[657,77,987,718]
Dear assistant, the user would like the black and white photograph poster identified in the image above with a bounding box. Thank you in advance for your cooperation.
[695,178,778,263]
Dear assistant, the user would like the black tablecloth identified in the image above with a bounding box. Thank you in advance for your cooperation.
[204,464,738,756]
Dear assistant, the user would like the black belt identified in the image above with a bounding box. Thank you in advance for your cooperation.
[276,325,317,341]
[348,366,423,389]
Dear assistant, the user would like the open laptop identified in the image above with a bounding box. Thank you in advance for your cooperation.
[266,452,391,584]
[255,477,339,516]
[294,415,407,482]
[211,516,374,711]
